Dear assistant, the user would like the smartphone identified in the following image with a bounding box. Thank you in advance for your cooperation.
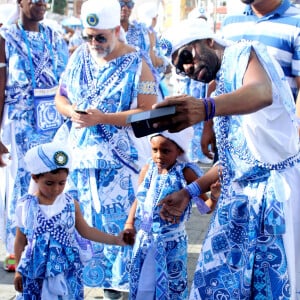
[127,106,176,138]
[75,109,88,114]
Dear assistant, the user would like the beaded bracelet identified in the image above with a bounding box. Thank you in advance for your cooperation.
[210,193,218,202]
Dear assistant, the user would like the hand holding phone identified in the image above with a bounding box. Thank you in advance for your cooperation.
[75,109,88,115]
[126,106,176,138]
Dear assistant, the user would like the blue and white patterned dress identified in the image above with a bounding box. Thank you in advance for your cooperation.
[0,24,68,252]
[125,21,160,85]
[190,42,300,299]
[58,44,153,290]
[15,193,87,299]
[125,20,150,53]
[129,159,203,300]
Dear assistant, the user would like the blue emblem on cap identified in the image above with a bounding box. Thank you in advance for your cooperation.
[53,151,68,166]
[199,7,205,14]
[86,13,99,27]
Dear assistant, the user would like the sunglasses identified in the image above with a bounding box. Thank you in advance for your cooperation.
[119,1,135,9]
[82,34,107,44]
[174,49,194,76]
[30,0,49,3]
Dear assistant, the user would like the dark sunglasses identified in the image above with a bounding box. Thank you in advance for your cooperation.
[119,1,135,9]
[82,34,107,44]
[174,49,194,76]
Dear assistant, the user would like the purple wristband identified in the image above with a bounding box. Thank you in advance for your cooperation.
[206,97,215,119]
[202,98,209,121]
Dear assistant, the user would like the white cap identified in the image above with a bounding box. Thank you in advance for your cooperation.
[0,3,19,26]
[165,18,228,55]
[81,0,121,30]
[24,142,72,175]
[188,7,207,20]
[150,128,194,162]
[137,2,158,28]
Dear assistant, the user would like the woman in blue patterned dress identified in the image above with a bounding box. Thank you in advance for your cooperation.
[120,0,169,100]
[0,0,68,262]
[54,0,158,298]
[155,18,300,299]
[14,141,128,300]
[124,130,220,300]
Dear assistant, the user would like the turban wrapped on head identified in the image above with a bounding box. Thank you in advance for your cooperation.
[150,128,194,162]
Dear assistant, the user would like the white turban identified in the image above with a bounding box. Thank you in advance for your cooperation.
[165,18,228,55]
[150,127,194,162]
[81,0,121,30]
[24,142,72,175]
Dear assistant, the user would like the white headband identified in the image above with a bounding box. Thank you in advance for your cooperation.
[24,142,72,175]
[81,0,121,30]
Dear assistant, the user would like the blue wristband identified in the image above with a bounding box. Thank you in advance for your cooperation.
[185,182,202,198]
[192,197,211,214]
[185,182,210,214]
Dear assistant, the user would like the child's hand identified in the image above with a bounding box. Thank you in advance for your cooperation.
[14,271,23,293]
[122,228,136,246]
[124,222,134,230]
[210,180,221,201]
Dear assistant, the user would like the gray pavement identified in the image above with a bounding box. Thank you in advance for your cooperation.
[0,163,212,299]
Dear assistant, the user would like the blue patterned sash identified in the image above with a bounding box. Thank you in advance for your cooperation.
[83,47,141,173]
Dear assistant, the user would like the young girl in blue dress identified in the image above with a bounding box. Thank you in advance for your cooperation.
[13,141,128,300]
[124,129,220,300]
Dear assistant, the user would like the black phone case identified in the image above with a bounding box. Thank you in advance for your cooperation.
[126,106,176,138]
[75,110,88,114]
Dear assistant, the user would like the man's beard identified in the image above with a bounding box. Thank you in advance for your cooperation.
[89,45,111,60]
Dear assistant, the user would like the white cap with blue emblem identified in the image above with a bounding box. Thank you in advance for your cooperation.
[80,0,121,30]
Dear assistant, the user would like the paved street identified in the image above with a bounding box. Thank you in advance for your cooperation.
[0,206,211,299]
